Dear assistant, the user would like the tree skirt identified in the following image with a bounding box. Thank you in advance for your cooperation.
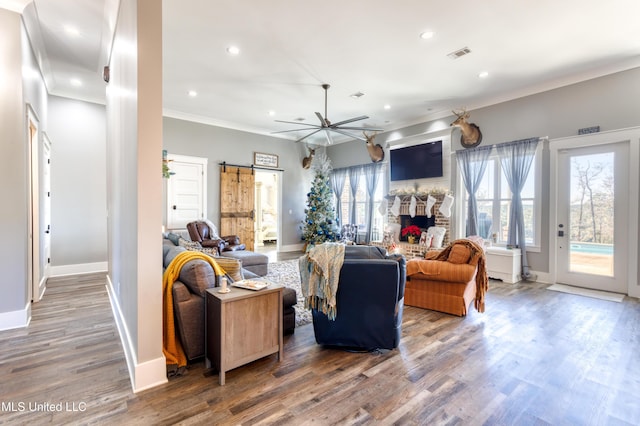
[264,259,312,327]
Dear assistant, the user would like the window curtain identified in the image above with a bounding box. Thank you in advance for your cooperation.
[330,168,348,227]
[348,165,362,225]
[456,145,493,236]
[362,163,382,243]
[496,137,540,280]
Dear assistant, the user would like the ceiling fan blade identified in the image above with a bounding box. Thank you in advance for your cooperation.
[324,130,335,145]
[329,128,367,141]
[271,127,323,134]
[274,119,321,127]
[335,126,385,132]
[329,115,369,127]
[315,112,327,127]
[296,129,323,143]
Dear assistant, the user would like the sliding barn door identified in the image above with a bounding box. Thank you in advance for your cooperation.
[220,166,255,251]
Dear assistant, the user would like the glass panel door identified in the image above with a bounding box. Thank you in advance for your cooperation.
[556,143,627,292]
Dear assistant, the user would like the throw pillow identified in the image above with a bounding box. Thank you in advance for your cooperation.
[448,244,472,264]
[167,232,181,246]
[178,237,201,250]
[427,226,446,249]
[212,257,244,282]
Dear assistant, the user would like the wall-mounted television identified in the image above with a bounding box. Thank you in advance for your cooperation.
[390,140,443,181]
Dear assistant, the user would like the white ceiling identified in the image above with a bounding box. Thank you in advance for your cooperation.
[6,0,640,145]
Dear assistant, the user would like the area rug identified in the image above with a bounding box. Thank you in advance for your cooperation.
[547,283,624,303]
[264,259,312,326]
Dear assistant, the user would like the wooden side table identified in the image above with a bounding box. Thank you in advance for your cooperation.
[205,283,283,385]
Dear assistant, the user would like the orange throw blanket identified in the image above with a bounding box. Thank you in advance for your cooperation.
[407,239,489,313]
[162,251,226,369]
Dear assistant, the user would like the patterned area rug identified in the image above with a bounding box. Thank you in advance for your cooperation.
[264,259,312,326]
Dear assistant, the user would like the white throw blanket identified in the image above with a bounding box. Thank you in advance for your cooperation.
[298,243,345,320]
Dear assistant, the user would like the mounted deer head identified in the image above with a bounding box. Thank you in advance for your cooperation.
[363,131,384,163]
[302,147,315,169]
[450,109,483,148]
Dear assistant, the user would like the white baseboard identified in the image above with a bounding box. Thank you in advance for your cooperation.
[106,275,167,393]
[280,243,304,253]
[50,262,108,277]
[0,302,31,331]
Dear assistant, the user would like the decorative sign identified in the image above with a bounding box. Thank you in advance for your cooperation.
[578,126,600,135]
[254,152,279,168]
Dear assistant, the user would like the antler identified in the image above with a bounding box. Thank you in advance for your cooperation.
[452,108,469,118]
[363,131,378,143]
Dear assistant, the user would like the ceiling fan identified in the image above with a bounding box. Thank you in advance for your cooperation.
[272,84,383,145]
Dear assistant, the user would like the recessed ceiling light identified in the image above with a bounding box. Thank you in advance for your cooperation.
[384,104,391,110]
[268,110,276,116]
[64,25,80,37]
[420,31,435,39]
[226,46,240,55]
[70,78,82,87]
[478,71,489,78]
[188,90,197,97]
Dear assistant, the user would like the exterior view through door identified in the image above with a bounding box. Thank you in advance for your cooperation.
[555,141,628,294]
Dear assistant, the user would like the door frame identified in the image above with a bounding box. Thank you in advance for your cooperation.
[549,127,640,297]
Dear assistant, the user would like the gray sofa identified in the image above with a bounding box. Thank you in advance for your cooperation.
[163,240,297,362]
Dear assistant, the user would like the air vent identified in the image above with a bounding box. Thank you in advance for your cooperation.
[447,47,471,59]
[350,91,365,99]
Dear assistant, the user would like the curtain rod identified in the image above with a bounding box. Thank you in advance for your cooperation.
[218,161,284,172]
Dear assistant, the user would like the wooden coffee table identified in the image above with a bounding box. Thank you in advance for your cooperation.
[205,282,283,385]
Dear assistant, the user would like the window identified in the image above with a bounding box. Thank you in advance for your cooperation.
[459,145,541,250]
[337,166,386,241]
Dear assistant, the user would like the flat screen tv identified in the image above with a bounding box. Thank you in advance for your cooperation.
[390,140,443,181]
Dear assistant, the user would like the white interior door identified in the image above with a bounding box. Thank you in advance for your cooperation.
[556,142,628,293]
[166,154,207,229]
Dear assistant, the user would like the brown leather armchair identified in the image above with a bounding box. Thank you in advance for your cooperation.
[186,221,246,255]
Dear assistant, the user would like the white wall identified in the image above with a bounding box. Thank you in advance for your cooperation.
[105,0,165,392]
[327,67,640,275]
[163,117,313,249]
[0,8,28,327]
[47,96,107,271]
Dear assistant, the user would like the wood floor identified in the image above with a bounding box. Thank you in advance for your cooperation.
[1,270,639,425]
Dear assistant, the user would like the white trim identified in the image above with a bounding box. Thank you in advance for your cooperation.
[0,302,31,331]
[106,276,168,393]
[549,126,640,297]
[50,262,108,277]
[280,243,304,253]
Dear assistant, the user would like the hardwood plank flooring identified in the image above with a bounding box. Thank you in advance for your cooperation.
[1,270,639,425]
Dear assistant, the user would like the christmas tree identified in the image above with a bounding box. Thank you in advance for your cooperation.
[301,152,339,246]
